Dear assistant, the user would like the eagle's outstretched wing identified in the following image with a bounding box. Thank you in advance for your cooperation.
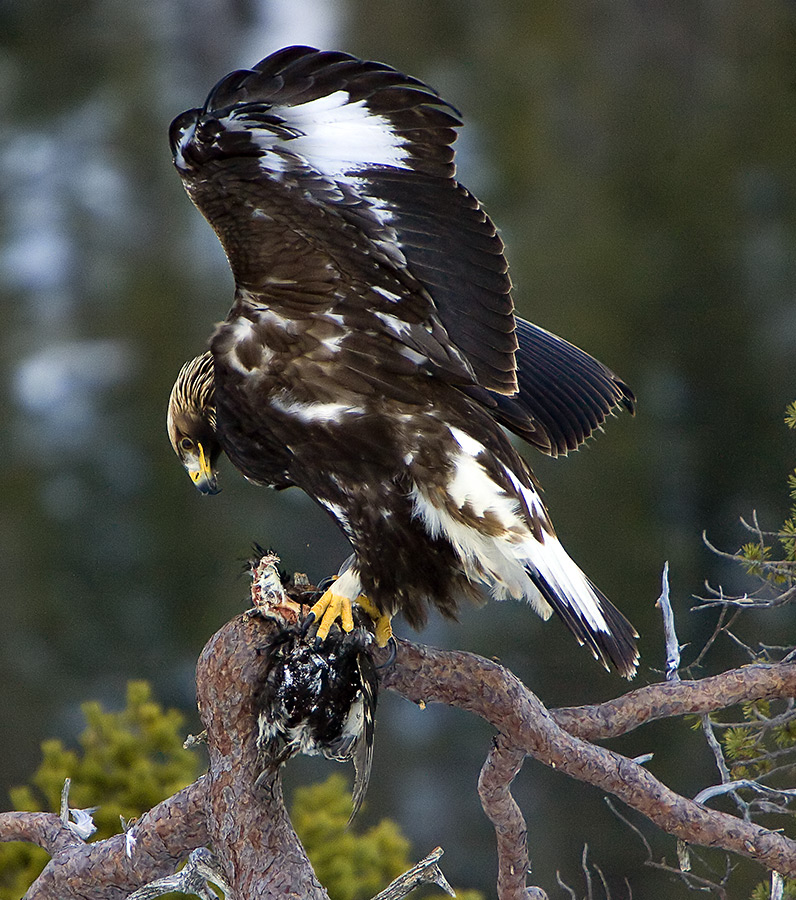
[170,45,629,448]
[167,47,638,678]
[494,317,635,454]
[170,45,516,396]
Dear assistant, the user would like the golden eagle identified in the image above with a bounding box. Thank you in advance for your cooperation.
[167,46,638,677]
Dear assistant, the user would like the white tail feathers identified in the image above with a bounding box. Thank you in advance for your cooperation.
[411,433,639,678]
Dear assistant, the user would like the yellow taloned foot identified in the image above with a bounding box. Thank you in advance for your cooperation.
[355,595,394,648]
[309,587,355,642]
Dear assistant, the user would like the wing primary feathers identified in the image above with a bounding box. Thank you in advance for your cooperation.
[492,317,635,454]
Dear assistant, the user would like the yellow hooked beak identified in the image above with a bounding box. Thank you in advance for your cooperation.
[189,442,220,495]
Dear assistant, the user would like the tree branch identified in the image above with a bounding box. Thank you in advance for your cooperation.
[378,640,796,877]
[477,733,530,900]
[550,664,796,741]
[6,602,796,897]
[0,812,81,857]
[0,779,209,899]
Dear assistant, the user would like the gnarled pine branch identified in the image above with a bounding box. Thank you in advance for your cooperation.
[378,640,796,879]
[4,594,796,897]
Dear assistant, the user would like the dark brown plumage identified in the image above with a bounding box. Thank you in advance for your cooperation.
[167,46,638,676]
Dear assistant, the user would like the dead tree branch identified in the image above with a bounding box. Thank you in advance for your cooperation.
[4,606,796,897]
[550,663,796,741]
[378,640,796,878]
[0,780,209,900]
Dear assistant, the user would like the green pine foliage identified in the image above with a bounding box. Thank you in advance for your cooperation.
[0,682,483,900]
[0,680,201,899]
[292,774,483,900]
[752,881,796,900]
[730,404,796,900]
[293,773,411,900]
[738,401,796,583]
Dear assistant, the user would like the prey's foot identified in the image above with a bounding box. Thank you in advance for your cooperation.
[307,585,355,643]
[354,595,394,649]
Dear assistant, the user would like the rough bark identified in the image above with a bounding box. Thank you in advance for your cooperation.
[196,613,329,899]
[378,641,796,880]
[3,613,796,898]
[477,734,529,900]
[550,663,796,741]
[14,781,209,900]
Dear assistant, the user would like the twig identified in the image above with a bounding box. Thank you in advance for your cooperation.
[591,857,612,900]
[126,847,230,899]
[370,846,454,900]
[555,871,578,900]
[59,778,71,824]
[699,716,745,818]
[695,780,796,806]
[655,561,680,682]
[581,844,595,899]
[696,586,796,610]
[604,799,730,898]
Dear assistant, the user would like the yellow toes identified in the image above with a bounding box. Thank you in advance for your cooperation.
[354,595,393,648]
[373,614,393,649]
[340,596,354,633]
[309,589,355,642]
[308,586,392,648]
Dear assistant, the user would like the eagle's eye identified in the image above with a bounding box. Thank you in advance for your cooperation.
[179,437,195,453]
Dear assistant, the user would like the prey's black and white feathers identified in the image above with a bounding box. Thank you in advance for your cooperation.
[256,623,377,820]
[168,46,639,677]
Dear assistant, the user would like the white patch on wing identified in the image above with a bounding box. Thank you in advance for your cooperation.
[373,311,414,340]
[319,332,344,355]
[223,317,274,374]
[224,90,410,185]
[239,291,295,321]
[356,188,397,227]
[317,498,350,535]
[270,395,365,423]
[273,91,410,175]
[372,286,402,303]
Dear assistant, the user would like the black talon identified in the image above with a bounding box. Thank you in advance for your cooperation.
[376,636,397,669]
[300,611,316,637]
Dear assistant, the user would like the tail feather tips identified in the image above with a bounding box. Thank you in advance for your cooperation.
[533,574,639,678]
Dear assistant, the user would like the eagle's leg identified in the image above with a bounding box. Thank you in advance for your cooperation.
[352,595,394,649]
[308,588,356,642]
[305,568,393,648]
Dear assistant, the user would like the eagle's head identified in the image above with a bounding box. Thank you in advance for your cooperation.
[167,352,222,495]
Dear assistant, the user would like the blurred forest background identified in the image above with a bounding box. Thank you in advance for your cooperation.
[2,1,795,896]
